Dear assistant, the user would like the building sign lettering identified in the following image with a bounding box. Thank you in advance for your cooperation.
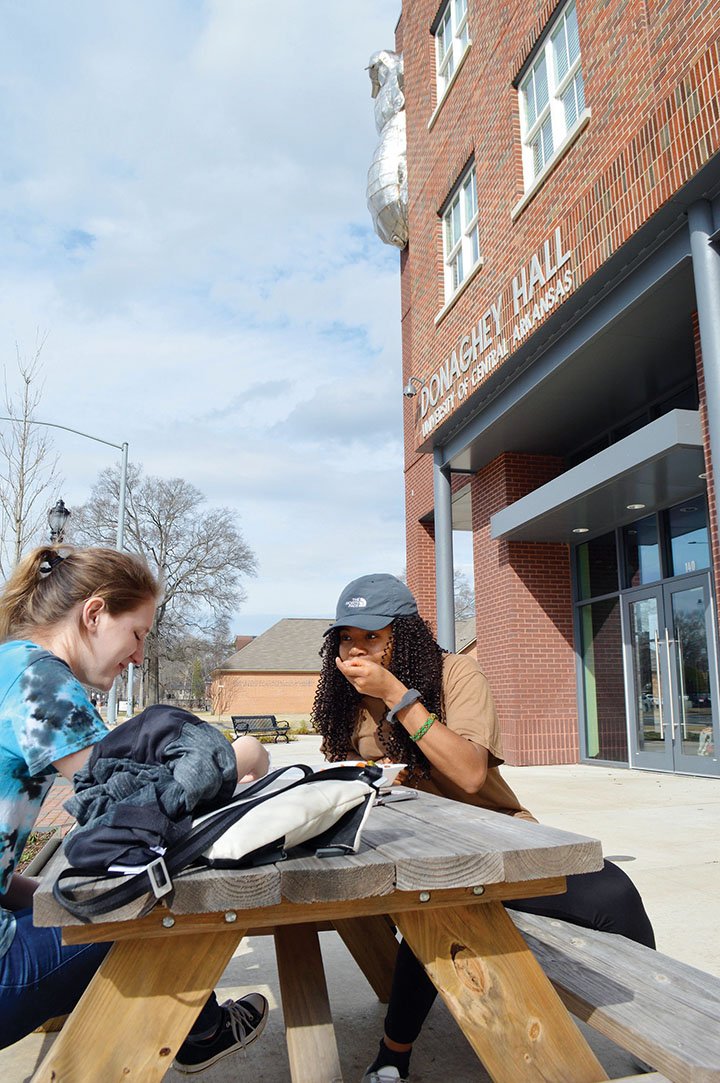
[420,227,573,439]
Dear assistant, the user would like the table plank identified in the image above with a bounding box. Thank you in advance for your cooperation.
[381,793,605,884]
[34,848,281,927]
[35,843,396,927]
[278,847,396,903]
[35,793,602,927]
[395,900,609,1083]
[362,805,506,889]
[275,923,343,1083]
[610,1076,671,1082]
[32,928,244,1082]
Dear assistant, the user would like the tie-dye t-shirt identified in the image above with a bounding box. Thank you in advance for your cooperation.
[0,641,108,958]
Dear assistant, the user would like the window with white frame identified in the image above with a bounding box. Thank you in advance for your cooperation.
[442,162,480,299]
[435,0,470,97]
[519,0,586,189]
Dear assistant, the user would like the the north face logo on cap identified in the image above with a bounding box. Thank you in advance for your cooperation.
[345,596,367,609]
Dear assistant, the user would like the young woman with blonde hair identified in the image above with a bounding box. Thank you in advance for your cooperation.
[0,545,268,1072]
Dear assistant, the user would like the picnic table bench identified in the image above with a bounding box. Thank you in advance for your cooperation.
[510,910,720,1083]
[231,714,290,742]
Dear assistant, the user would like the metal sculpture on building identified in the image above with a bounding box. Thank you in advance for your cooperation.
[366,50,408,249]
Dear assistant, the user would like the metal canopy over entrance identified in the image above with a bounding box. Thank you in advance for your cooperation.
[441,246,697,476]
[490,410,705,544]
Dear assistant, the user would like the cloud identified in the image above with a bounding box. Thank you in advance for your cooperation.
[278,379,402,446]
[0,0,405,631]
[62,229,95,252]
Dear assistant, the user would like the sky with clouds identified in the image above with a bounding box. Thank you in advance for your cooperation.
[0,0,431,634]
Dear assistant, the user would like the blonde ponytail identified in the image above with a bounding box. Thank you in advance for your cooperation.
[0,546,160,641]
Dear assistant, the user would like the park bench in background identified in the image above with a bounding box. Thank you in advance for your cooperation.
[510,910,720,1082]
[231,714,290,742]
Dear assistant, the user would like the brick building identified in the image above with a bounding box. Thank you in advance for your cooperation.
[211,619,328,721]
[391,0,720,774]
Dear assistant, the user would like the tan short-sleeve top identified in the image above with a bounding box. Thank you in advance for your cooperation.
[347,653,535,820]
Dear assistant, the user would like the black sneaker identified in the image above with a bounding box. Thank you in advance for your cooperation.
[173,993,269,1074]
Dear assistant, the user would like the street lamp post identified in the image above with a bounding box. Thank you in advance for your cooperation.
[107,441,129,726]
[47,499,71,543]
[0,416,129,724]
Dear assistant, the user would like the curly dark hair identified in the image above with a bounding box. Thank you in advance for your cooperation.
[311,614,446,780]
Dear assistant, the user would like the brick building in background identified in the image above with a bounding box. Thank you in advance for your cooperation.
[389,0,720,774]
[211,620,329,722]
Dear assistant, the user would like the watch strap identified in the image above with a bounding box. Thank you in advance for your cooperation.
[386,687,422,723]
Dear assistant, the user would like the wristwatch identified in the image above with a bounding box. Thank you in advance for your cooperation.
[386,688,422,723]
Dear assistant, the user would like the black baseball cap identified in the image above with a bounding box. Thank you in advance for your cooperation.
[325,573,419,634]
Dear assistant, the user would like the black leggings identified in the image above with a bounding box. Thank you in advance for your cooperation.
[384,860,655,1045]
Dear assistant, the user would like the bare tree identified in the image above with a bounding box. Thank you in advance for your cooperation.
[0,337,62,576]
[160,615,234,707]
[398,565,476,621]
[454,568,476,620]
[70,463,256,703]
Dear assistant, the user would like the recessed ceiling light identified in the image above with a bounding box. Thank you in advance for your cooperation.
[572,527,589,534]
[626,503,646,510]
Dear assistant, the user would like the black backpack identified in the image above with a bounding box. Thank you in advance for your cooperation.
[52,762,381,920]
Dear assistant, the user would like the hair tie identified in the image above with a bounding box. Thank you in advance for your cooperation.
[39,551,66,579]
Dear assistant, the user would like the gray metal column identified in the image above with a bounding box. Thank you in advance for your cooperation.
[689,199,720,541]
[433,446,456,651]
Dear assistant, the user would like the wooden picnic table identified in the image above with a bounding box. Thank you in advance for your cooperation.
[31,790,615,1083]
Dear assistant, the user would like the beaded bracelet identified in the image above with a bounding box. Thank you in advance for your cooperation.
[410,713,437,743]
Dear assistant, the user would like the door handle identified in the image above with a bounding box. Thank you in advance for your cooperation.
[665,628,677,740]
[676,634,688,739]
[654,631,664,739]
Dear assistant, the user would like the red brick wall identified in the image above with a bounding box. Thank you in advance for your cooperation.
[470,453,577,765]
[210,673,319,719]
[399,2,720,765]
[398,1,720,439]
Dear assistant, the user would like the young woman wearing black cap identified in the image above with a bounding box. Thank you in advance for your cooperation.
[312,573,655,1083]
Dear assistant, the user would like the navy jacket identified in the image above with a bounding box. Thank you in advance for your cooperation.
[63,705,237,869]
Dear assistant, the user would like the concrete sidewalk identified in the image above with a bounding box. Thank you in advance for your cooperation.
[3,734,719,1082]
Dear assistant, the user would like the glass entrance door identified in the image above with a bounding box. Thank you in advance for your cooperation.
[624,574,719,774]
